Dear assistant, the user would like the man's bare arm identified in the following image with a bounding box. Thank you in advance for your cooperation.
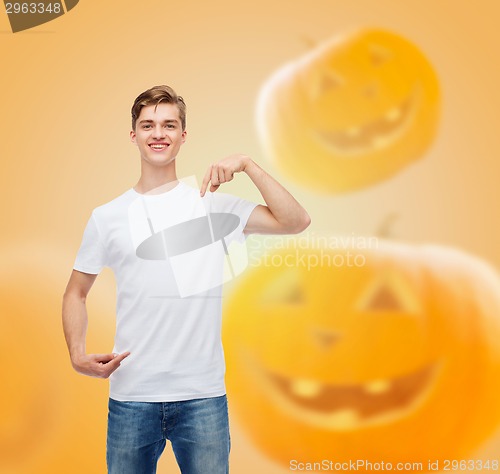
[199,154,311,234]
[62,269,130,378]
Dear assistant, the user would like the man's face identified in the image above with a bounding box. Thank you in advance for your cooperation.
[130,102,187,167]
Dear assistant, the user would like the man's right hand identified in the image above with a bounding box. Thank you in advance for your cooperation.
[71,352,131,379]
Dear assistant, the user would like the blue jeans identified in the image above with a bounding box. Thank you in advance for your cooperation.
[106,395,230,474]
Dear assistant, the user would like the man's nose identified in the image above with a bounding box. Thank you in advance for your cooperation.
[152,124,165,139]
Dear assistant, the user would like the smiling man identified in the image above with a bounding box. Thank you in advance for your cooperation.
[62,84,310,474]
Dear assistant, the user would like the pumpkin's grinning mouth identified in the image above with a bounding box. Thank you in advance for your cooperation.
[240,347,441,430]
[312,85,420,156]
[269,362,436,418]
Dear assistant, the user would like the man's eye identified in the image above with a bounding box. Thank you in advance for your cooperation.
[143,125,151,129]
[166,124,175,129]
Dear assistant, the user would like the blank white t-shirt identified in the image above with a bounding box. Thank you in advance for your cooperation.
[73,181,258,402]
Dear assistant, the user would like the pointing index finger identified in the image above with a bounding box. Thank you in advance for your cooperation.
[114,351,131,364]
[200,165,212,197]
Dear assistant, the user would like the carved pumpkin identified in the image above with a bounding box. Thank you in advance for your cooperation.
[223,241,500,465]
[0,247,113,473]
[256,28,440,193]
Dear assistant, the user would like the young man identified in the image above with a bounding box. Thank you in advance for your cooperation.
[62,85,310,474]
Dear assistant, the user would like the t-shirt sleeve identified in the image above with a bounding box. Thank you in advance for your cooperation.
[73,211,107,274]
[204,191,259,242]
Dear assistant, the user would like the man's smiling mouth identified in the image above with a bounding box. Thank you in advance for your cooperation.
[149,143,169,151]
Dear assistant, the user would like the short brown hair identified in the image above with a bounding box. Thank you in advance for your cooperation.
[131,85,186,131]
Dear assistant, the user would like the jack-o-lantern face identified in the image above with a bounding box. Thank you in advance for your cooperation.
[245,265,436,433]
[256,29,440,193]
[223,242,500,464]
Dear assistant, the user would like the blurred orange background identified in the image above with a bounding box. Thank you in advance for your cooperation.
[1,0,500,472]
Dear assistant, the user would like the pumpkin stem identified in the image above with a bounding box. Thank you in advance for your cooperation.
[301,35,317,49]
[377,212,399,238]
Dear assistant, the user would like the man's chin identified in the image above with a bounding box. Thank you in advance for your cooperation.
[142,156,177,167]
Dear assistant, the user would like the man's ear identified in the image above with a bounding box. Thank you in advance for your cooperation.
[181,129,187,143]
[130,129,137,145]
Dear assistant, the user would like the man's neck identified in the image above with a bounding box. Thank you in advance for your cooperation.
[133,162,178,195]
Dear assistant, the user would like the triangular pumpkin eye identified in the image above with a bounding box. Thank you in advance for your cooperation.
[356,271,421,314]
[368,43,392,66]
[320,72,344,93]
[365,283,404,311]
[259,267,305,306]
[307,69,343,101]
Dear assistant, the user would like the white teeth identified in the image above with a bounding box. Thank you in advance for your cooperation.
[327,409,360,429]
[290,378,322,398]
[364,379,390,394]
[372,135,390,149]
[386,107,401,122]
